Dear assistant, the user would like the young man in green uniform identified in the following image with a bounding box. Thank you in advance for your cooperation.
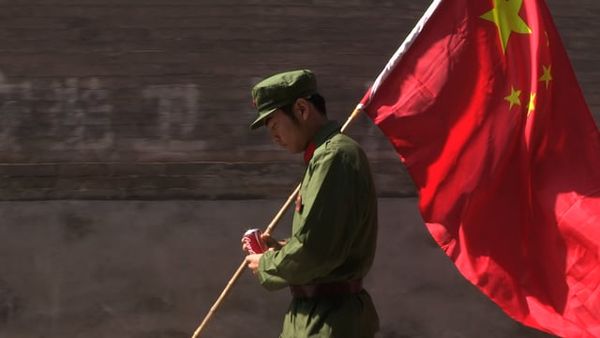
[243,69,379,338]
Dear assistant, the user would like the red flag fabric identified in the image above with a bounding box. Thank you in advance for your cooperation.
[360,0,600,337]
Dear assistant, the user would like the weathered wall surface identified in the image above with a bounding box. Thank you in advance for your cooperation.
[0,199,554,338]
[0,0,598,200]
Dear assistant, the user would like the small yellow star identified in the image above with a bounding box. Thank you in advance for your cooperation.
[539,65,552,89]
[504,86,522,110]
[481,0,532,53]
[527,93,536,116]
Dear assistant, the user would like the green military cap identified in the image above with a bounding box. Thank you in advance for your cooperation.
[250,69,318,129]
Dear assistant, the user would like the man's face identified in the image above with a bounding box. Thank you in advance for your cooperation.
[265,109,307,154]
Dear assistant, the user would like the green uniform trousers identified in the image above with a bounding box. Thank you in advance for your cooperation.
[279,291,379,338]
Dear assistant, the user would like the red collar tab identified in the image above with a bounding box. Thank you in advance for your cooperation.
[304,142,317,164]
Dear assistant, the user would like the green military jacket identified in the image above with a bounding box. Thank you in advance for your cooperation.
[257,122,379,338]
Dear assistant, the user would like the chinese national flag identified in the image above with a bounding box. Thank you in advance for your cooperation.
[360,0,600,337]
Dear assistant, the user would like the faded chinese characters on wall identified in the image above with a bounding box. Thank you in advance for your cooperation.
[47,77,114,150]
[0,69,205,154]
[142,84,200,142]
[0,71,390,159]
[0,71,30,151]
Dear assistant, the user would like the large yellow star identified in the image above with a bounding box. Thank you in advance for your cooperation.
[481,0,532,53]
[527,93,536,116]
[539,65,552,89]
[504,86,522,110]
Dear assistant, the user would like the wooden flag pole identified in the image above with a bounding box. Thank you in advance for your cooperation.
[190,105,363,338]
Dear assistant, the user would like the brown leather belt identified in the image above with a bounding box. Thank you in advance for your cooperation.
[289,279,363,299]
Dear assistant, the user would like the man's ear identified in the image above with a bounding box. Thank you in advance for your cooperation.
[294,98,311,122]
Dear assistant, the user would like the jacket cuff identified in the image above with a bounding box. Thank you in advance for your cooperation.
[257,251,288,291]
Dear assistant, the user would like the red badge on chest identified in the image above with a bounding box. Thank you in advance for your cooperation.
[295,193,303,213]
[304,142,316,164]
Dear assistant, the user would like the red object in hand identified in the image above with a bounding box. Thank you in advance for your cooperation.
[242,229,268,254]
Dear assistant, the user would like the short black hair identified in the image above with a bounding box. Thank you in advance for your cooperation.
[279,93,327,122]
[307,93,327,116]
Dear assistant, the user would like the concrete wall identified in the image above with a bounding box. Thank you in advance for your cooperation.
[0,198,554,338]
[0,0,598,200]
